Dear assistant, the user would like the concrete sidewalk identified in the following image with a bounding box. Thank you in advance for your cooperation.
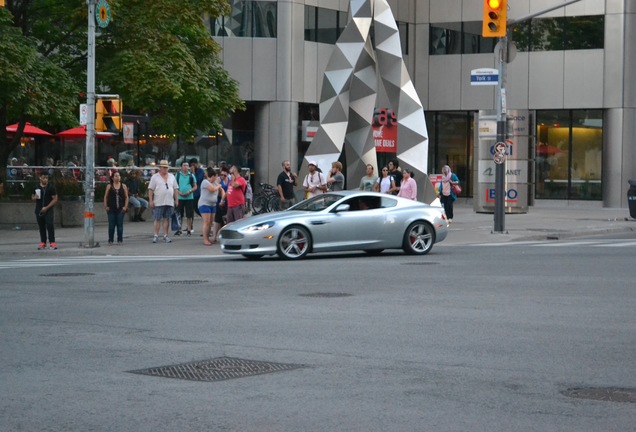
[0,203,634,258]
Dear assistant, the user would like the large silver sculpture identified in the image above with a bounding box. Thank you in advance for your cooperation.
[303,0,436,202]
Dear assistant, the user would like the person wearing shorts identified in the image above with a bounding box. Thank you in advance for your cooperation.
[147,160,179,243]
[199,167,224,245]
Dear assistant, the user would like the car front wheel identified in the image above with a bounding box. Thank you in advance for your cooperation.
[277,226,311,259]
[403,221,435,255]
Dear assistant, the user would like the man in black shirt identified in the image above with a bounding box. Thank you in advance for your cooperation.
[388,159,402,195]
[32,173,58,250]
[276,160,297,209]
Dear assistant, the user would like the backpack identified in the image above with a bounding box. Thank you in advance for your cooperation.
[176,172,195,187]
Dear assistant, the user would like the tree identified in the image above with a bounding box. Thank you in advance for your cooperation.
[0,0,243,165]
[0,6,78,167]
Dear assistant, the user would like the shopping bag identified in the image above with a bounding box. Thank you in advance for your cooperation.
[171,212,181,232]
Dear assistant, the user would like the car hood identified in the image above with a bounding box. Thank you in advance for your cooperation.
[221,210,310,230]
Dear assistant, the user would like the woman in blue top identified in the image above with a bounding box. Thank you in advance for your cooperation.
[438,165,459,223]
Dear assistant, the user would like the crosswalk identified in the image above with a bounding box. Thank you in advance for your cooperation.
[466,239,636,248]
[0,255,226,270]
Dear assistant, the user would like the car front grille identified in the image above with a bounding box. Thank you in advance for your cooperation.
[220,230,244,240]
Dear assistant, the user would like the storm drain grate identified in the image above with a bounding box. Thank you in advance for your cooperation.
[40,272,95,277]
[299,292,352,298]
[561,387,636,403]
[161,280,208,285]
[128,357,304,382]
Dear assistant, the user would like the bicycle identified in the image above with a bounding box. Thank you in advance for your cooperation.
[252,182,279,214]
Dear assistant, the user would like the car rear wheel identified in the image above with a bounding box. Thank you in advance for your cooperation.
[277,226,311,260]
[403,221,434,255]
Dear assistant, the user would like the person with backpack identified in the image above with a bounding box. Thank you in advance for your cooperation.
[175,161,197,236]
[189,158,205,217]
[303,161,327,198]
[226,165,247,223]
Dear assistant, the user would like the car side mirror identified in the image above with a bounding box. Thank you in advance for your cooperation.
[334,204,350,213]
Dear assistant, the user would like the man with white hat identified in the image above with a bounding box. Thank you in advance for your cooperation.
[147,160,179,243]
[303,161,327,198]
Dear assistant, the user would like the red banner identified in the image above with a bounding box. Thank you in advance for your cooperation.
[373,108,397,153]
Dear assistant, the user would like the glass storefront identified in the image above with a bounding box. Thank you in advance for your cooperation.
[535,110,603,200]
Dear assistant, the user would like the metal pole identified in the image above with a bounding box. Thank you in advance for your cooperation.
[493,35,507,233]
[84,0,97,247]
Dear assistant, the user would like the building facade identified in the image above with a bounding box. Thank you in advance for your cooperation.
[210,0,635,208]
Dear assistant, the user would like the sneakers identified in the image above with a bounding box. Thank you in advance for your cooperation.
[153,235,158,243]
[49,242,58,250]
[163,235,171,243]
[186,230,191,237]
[174,230,182,236]
[38,242,46,250]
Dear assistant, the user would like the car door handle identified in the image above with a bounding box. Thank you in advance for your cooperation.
[310,220,328,225]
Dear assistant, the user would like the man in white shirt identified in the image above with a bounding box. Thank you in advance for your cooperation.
[147,160,179,243]
[303,161,327,198]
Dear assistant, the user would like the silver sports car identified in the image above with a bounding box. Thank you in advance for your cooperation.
[219,191,448,259]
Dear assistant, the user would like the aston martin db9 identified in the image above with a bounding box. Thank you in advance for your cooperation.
[219,191,448,260]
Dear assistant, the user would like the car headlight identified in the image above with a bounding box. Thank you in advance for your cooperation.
[243,221,275,232]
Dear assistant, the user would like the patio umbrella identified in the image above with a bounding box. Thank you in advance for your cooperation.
[6,122,52,136]
[56,125,116,139]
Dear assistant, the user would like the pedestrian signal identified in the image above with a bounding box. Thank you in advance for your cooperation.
[95,99,123,133]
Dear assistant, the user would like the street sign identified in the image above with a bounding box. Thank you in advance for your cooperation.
[494,141,507,154]
[494,153,505,165]
[471,68,498,86]
[95,0,111,28]
[123,122,134,144]
[79,104,88,126]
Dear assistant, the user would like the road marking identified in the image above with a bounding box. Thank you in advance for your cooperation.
[0,255,226,270]
[595,241,636,247]
[465,239,636,248]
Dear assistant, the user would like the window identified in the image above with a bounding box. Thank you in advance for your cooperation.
[430,23,462,55]
[397,21,409,55]
[212,1,277,38]
[535,110,602,200]
[431,16,604,54]
[304,6,346,44]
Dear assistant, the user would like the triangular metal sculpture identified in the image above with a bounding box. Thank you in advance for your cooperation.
[302,0,436,203]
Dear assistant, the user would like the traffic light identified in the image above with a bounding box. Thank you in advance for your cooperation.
[482,0,507,38]
[95,98,123,133]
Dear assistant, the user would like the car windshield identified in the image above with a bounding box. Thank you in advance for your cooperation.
[290,193,344,212]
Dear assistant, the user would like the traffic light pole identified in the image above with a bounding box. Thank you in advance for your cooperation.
[494,35,507,233]
[84,0,97,248]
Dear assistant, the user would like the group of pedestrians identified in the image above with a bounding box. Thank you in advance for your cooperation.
[146,160,248,245]
[29,156,460,249]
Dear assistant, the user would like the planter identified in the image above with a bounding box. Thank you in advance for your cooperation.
[0,199,107,229]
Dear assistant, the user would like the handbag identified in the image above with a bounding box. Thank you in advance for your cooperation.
[171,211,181,232]
[452,184,462,195]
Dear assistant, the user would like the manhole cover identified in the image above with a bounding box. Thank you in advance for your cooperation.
[40,272,95,277]
[561,387,636,403]
[128,357,304,382]
[401,262,438,266]
[299,292,352,298]
[161,280,207,285]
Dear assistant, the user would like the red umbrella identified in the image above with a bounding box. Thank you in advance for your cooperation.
[6,122,52,136]
[56,125,116,139]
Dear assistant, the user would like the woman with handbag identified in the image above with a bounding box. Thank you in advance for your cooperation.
[438,165,460,223]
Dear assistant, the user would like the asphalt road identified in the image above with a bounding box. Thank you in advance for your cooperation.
[1,238,635,431]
